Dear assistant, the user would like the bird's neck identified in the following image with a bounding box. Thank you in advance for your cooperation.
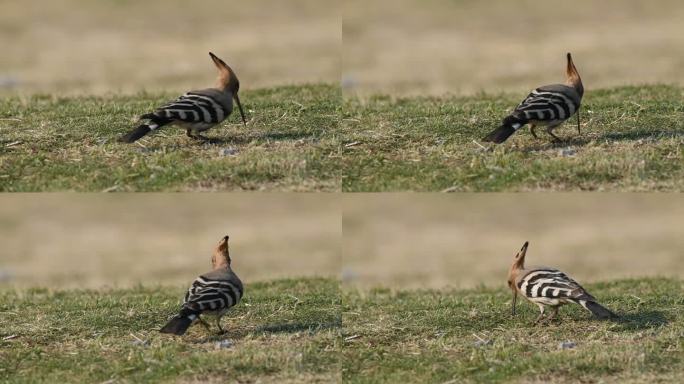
[510,263,528,285]
[216,74,238,94]
[213,263,230,271]
[565,63,584,96]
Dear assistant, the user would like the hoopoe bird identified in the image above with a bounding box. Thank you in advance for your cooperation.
[483,53,584,143]
[160,235,243,336]
[507,241,616,325]
[120,52,247,143]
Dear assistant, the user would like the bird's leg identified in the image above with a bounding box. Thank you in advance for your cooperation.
[546,125,564,143]
[198,316,212,332]
[215,316,226,335]
[543,307,559,324]
[530,124,539,139]
[533,305,546,326]
[186,128,210,141]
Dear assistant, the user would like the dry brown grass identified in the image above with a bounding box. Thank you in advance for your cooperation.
[0,0,340,95]
[0,194,341,288]
[343,0,684,96]
[342,193,684,288]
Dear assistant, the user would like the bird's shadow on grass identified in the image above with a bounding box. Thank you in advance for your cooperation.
[129,137,250,152]
[261,131,318,142]
[598,130,681,142]
[514,137,590,153]
[255,320,341,334]
[611,310,669,331]
[190,320,341,343]
[512,129,680,153]
[131,130,317,150]
[191,131,316,147]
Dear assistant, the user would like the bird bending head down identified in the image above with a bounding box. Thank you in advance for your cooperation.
[505,241,617,324]
[507,241,529,315]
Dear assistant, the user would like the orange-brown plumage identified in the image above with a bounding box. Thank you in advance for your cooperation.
[209,52,246,126]
[507,241,529,315]
[211,235,231,269]
[565,52,583,97]
[506,241,617,324]
[209,52,239,94]
[483,53,585,143]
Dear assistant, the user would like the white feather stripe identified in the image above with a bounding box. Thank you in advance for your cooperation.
[186,94,226,121]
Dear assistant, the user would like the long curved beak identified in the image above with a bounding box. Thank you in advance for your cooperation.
[512,290,518,316]
[234,94,247,126]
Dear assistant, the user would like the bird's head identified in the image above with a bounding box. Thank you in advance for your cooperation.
[508,241,529,316]
[212,235,231,269]
[209,52,247,126]
[565,52,584,97]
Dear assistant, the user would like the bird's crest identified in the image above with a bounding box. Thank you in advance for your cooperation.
[565,53,583,96]
[209,52,239,94]
[508,241,529,284]
[508,241,529,315]
[512,241,528,270]
[209,52,247,126]
[212,235,231,269]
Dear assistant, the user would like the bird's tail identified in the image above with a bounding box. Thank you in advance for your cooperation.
[119,113,170,143]
[482,115,527,144]
[579,300,618,319]
[160,307,199,336]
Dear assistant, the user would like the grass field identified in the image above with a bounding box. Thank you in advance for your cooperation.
[342,85,684,191]
[0,278,341,383]
[342,278,684,383]
[0,84,340,191]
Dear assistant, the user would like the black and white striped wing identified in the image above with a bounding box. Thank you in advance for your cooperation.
[518,268,593,303]
[155,92,228,124]
[514,86,579,123]
[183,275,243,313]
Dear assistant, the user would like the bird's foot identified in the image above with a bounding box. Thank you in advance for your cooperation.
[548,134,565,145]
[198,319,212,333]
[530,127,539,140]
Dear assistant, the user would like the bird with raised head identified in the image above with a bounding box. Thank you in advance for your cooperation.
[483,53,584,144]
[120,52,247,143]
[160,235,243,336]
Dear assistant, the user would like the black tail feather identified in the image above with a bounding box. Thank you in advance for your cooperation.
[482,115,527,144]
[583,301,618,319]
[119,124,153,143]
[119,114,170,143]
[482,124,516,143]
[160,316,193,335]
[160,307,199,335]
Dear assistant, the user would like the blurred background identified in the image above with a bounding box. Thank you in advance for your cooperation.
[0,194,340,288]
[343,0,684,96]
[0,0,340,95]
[343,194,684,289]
